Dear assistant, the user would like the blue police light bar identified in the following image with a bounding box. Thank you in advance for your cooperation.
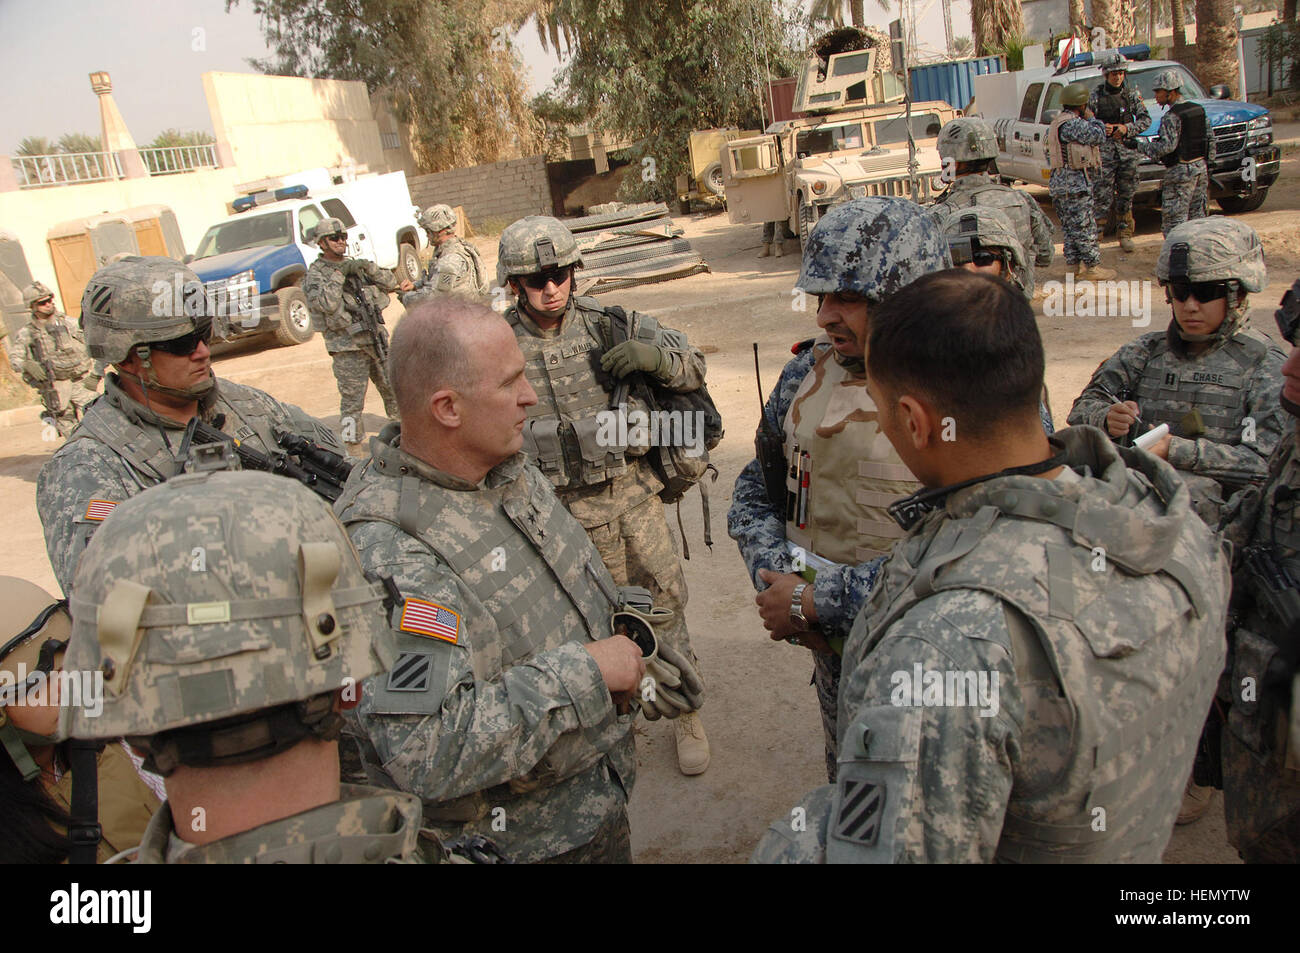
[1067,44,1152,70]
[231,184,310,213]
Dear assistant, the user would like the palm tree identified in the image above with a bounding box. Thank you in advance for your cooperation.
[810,0,890,27]
[1171,0,1192,69]
[1195,0,1240,94]
[971,0,1026,56]
[15,136,57,157]
[951,35,975,58]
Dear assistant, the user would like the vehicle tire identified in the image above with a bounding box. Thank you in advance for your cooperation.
[273,286,314,346]
[798,193,816,246]
[396,241,421,284]
[1217,189,1269,214]
[701,162,725,197]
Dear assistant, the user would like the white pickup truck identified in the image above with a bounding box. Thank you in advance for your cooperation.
[189,172,424,346]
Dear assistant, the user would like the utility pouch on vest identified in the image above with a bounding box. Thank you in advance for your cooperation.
[572,414,623,484]
[524,418,568,486]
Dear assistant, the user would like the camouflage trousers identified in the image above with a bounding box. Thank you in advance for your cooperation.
[813,650,841,783]
[1222,713,1300,863]
[1049,170,1100,267]
[1160,160,1208,236]
[536,806,632,864]
[330,342,398,441]
[762,221,796,243]
[1092,139,1143,218]
[586,494,702,678]
[41,377,99,437]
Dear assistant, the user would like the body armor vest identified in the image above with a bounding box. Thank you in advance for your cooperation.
[66,377,287,490]
[783,341,920,563]
[1093,85,1132,124]
[1131,330,1268,446]
[838,432,1227,862]
[444,237,488,295]
[1164,101,1209,167]
[27,317,91,379]
[508,297,657,490]
[1048,113,1102,172]
[940,177,1035,253]
[335,439,632,824]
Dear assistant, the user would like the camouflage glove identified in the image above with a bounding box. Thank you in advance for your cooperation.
[341,258,368,279]
[22,359,48,382]
[601,340,669,380]
[612,607,704,720]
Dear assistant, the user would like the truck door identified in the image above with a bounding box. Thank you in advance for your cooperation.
[296,204,326,265]
[321,198,376,263]
[1008,82,1045,184]
[722,134,787,227]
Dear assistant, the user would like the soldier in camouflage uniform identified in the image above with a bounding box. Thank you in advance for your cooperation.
[36,257,342,597]
[754,269,1230,863]
[496,215,713,776]
[934,203,1035,296]
[1139,70,1214,236]
[60,470,427,864]
[7,281,98,436]
[932,116,1055,275]
[1047,83,1115,279]
[729,198,951,782]
[302,218,410,450]
[1089,58,1151,252]
[402,204,488,304]
[1068,219,1283,529]
[1217,281,1300,862]
[337,300,699,862]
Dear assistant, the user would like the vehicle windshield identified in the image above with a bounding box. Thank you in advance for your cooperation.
[194,211,292,259]
[1127,65,1209,102]
[796,123,866,156]
[872,112,944,145]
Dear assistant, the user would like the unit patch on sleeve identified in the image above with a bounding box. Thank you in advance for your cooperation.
[399,597,461,644]
[83,500,118,521]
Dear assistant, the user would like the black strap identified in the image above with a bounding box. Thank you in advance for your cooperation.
[66,739,104,864]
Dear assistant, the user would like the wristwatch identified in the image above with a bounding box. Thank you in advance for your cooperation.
[789,582,811,631]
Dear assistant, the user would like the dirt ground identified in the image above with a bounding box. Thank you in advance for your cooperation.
[7,158,1300,864]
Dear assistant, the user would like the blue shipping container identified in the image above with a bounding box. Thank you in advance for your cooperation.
[909,55,1005,110]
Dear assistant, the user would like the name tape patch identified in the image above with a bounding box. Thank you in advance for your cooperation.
[399,597,460,644]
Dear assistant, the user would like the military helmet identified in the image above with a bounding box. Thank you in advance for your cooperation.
[420,204,457,233]
[61,471,395,773]
[1152,70,1184,91]
[1061,83,1090,107]
[81,256,210,364]
[936,117,998,163]
[936,206,1029,291]
[497,216,583,286]
[1156,218,1266,292]
[22,281,54,310]
[796,197,952,300]
[311,217,348,243]
[1102,54,1131,73]
[0,577,70,780]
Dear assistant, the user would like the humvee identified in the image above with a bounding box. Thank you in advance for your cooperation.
[721,28,960,242]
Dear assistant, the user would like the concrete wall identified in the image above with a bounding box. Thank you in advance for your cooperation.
[0,168,246,313]
[408,156,552,229]
[204,72,388,183]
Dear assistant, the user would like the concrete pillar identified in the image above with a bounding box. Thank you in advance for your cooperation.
[0,156,19,193]
[90,71,143,181]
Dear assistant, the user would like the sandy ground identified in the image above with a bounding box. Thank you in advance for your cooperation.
[7,158,1300,863]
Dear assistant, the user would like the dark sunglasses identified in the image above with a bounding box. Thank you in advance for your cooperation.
[520,268,570,290]
[152,321,213,356]
[34,297,55,307]
[1166,279,1229,303]
[323,233,348,243]
[949,242,1000,269]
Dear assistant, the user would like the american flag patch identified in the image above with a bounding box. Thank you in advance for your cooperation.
[84,500,117,521]
[399,598,460,644]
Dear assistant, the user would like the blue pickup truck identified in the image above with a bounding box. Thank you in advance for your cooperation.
[189,176,423,347]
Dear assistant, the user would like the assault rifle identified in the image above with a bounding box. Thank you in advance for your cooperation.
[178,416,354,502]
[344,267,389,365]
[25,327,63,420]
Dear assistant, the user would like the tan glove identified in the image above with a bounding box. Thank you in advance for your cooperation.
[23,359,48,382]
[612,607,704,720]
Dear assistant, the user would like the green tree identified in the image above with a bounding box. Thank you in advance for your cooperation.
[229,0,541,172]
[550,0,801,202]
[148,129,216,149]
[57,133,103,154]
[15,137,57,157]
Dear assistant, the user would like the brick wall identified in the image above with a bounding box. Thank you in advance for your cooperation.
[408,156,552,229]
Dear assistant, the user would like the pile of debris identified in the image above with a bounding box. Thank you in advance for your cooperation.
[570,202,709,294]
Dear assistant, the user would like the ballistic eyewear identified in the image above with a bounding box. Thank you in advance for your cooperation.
[151,320,213,356]
[520,268,571,291]
[1166,279,1229,303]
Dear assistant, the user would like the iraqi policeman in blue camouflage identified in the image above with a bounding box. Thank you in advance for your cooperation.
[1138,70,1214,236]
[1089,56,1151,252]
[61,470,428,864]
[932,116,1055,273]
[1047,83,1115,279]
[753,268,1230,863]
[1217,282,1300,862]
[336,298,702,862]
[728,197,951,782]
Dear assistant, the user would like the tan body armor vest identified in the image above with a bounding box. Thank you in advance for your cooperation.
[1048,112,1102,172]
[783,341,920,563]
[508,297,656,490]
[335,439,634,825]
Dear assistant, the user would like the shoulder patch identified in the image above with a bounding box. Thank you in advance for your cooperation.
[399,597,460,644]
[84,499,117,521]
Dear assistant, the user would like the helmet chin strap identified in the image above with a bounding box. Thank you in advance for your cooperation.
[124,345,216,403]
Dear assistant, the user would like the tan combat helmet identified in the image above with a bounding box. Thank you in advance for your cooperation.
[419,205,457,234]
[0,577,70,780]
[81,256,209,365]
[496,215,583,288]
[61,470,397,775]
[937,205,1031,293]
[936,117,998,163]
[311,218,348,244]
[1157,218,1266,292]
[22,281,55,311]
[1061,83,1091,107]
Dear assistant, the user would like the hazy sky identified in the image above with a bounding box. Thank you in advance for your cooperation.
[1,0,967,155]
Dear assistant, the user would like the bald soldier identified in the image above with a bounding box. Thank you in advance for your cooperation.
[336,298,699,862]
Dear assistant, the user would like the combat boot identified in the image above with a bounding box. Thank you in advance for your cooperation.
[675,710,710,775]
[772,240,785,259]
[756,243,772,259]
[1176,778,1214,825]
[1117,213,1136,253]
[1077,262,1117,281]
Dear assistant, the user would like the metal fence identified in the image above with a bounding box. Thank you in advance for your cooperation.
[12,151,123,188]
[139,144,218,175]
